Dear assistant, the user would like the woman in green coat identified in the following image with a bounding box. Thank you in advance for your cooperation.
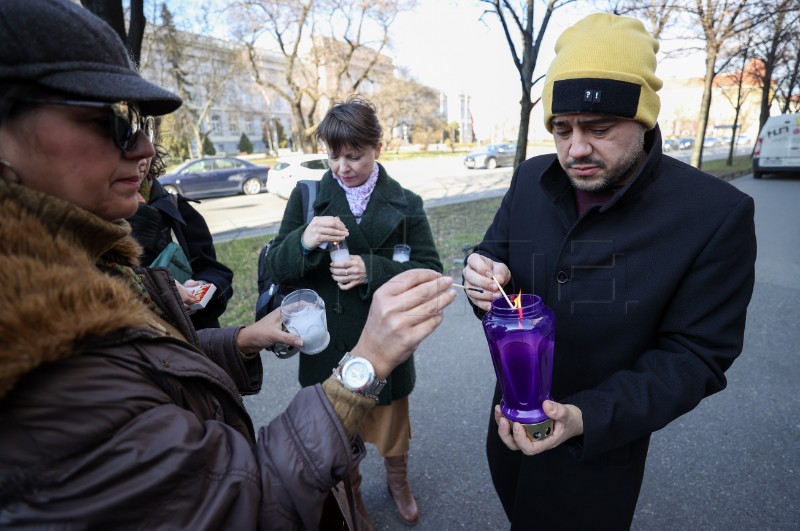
[266,97,442,528]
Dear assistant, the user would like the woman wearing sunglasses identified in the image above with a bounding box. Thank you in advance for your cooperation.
[0,0,455,528]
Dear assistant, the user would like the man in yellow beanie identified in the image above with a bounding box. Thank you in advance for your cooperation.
[462,13,756,529]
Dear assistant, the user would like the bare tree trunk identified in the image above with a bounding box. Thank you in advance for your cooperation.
[725,45,750,167]
[191,128,203,159]
[80,0,145,64]
[291,103,315,153]
[690,54,716,169]
[756,1,790,129]
[80,1,125,41]
[127,0,145,64]
[482,0,569,170]
[687,0,751,170]
[515,98,534,168]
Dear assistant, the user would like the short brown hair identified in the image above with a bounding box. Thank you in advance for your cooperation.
[315,96,382,156]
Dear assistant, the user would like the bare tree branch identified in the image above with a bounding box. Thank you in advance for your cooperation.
[479,0,574,168]
[231,0,413,152]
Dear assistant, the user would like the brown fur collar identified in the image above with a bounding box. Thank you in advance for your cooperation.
[0,180,152,399]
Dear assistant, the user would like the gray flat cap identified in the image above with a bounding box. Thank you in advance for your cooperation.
[0,0,181,116]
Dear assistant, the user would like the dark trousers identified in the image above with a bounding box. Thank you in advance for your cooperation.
[485,385,649,530]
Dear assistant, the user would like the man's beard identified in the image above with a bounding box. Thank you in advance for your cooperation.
[566,135,645,193]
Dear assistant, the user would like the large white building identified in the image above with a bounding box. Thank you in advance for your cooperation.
[139,28,291,156]
[138,26,464,156]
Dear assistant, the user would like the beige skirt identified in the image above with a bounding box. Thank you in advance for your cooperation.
[358,396,411,457]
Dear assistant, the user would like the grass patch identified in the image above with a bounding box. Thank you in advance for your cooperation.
[215,235,270,326]
[699,154,752,179]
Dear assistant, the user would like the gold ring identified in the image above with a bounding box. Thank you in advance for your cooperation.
[345,268,349,276]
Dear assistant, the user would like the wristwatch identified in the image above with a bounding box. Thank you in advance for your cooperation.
[333,353,386,400]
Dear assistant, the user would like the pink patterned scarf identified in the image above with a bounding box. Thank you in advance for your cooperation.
[333,162,379,223]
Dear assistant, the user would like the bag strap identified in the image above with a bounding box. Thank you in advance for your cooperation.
[343,474,360,531]
[297,179,320,224]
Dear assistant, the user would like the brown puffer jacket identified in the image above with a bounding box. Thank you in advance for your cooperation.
[0,180,371,530]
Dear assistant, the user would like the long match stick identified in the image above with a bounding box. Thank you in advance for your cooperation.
[452,284,484,293]
[492,275,513,307]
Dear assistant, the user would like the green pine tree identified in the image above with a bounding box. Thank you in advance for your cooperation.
[238,133,254,154]
[274,118,287,146]
[202,135,216,156]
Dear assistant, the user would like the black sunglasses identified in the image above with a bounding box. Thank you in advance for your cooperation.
[19,98,155,152]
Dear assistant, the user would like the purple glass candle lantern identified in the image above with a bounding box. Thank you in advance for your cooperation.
[482,293,555,441]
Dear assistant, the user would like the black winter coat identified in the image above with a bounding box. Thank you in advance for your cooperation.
[128,179,233,329]
[266,166,442,404]
[473,127,756,530]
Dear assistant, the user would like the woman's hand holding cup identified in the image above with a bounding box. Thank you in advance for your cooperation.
[236,307,303,356]
[331,254,366,290]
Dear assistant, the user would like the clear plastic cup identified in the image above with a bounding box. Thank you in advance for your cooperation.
[280,289,330,355]
[393,243,411,263]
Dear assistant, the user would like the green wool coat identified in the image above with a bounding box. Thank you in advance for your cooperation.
[265,165,443,405]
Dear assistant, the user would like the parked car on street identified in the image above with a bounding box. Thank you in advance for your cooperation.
[678,137,695,150]
[266,153,330,199]
[703,136,719,148]
[663,138,680,152]
[464,142,516,169]
[722,135,752,146]
[160,156,269,199]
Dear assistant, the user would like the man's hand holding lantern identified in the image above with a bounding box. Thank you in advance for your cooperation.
[494,400,584,456]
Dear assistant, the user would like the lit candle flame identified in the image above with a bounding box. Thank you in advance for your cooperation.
[513,290,522,309]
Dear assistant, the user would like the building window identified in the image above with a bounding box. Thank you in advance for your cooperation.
[211,115,221,134]
[229,115,238,134]
[245,118,255,135]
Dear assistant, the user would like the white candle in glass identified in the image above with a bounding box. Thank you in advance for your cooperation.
[285,301,329,354]
[393,244,411,263]
[329,240,350,263]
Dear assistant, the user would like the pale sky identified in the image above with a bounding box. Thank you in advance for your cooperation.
[387,0,705,141]
[161,0,705,142]
[390,0,525,140]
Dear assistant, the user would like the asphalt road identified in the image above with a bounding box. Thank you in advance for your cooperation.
[195,143,755,243]
[195,153,529,242]
[242,172,799,530]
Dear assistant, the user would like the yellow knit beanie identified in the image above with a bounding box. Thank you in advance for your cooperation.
[542,13,662,132]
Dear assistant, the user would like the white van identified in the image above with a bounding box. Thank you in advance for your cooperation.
[752,113,800,179]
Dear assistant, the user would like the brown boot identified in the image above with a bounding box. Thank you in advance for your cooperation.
[350,466,375,531]
[385,454,419,526]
